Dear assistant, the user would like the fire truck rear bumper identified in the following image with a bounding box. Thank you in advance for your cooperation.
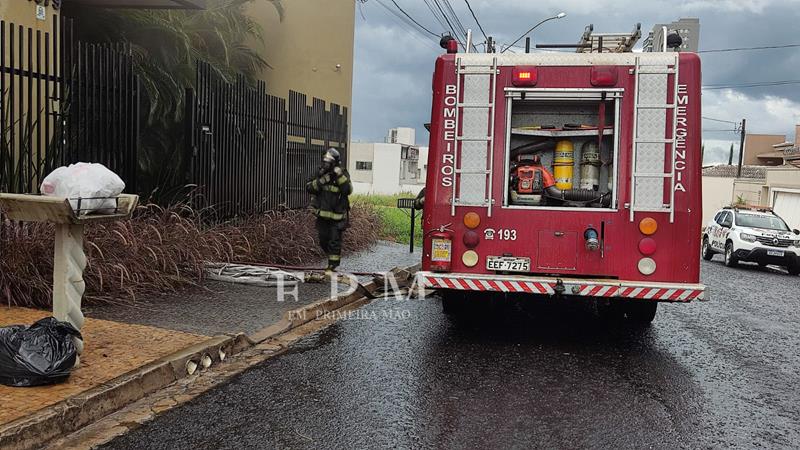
[417,271,706,302]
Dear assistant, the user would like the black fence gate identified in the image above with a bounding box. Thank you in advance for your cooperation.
[0,16,140,194]
[186,61,286,217]
[185,61,349,217]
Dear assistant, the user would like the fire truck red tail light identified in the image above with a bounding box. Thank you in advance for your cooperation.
[639,238,657,256]
[590,66,618,86]
[463,231,480,249]
[512,66,538,87]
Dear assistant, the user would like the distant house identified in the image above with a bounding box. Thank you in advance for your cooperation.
[349,128,428,195]
[742,124,800,166]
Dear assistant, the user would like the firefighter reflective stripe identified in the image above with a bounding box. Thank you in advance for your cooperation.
[321,185,340,193]
[418,273,705,302]
[329,255,341,261]
[314,209,345,220]
[310,179,319,190]
[336,175,349,185]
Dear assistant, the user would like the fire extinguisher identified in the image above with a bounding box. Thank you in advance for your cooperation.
[427,225,454,272]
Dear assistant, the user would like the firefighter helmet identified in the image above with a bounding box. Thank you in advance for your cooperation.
[323,148,341,165]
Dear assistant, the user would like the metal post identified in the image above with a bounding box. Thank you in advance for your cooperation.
[409,207,415,253]
[737,119,746,178]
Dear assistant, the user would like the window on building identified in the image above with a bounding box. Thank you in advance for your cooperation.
[356,161,373,171]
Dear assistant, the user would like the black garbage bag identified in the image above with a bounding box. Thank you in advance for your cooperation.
[0,317,82,387]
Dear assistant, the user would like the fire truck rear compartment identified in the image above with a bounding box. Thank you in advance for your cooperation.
[506,97,618,209]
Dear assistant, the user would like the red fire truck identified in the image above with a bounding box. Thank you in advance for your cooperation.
[416,28,705,324]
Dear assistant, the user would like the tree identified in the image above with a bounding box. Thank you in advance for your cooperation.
[728,143,734,165]
[66,0,283,197]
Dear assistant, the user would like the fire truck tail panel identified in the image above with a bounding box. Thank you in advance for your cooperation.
[421,52,705,301]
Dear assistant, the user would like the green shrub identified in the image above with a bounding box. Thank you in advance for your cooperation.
[351,193,423,247]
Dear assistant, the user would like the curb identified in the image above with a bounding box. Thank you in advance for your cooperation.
[0,264,419,450]
[0,333,250,450]
[247,264,419,343]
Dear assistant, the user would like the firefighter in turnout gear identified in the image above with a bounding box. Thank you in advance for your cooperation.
[306,148,352,273]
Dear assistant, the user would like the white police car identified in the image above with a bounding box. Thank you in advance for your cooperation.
[702,207,800,275]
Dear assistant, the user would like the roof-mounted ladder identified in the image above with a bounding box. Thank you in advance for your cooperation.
[576,23,642,53]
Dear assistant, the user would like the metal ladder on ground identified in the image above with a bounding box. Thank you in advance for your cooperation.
[629,53,680,223]
[452,56,498,217]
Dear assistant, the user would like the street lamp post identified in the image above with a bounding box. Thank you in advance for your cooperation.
[502,12,567,53]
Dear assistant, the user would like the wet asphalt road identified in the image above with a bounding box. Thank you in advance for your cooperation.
[104,257,800,449]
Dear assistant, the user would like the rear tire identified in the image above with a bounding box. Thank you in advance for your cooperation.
[598,299,657,326]
[624,302,658,326]
[441,290,466,315]
[701,236,714,261]
[788,264,800,276]
[724,241,738,267]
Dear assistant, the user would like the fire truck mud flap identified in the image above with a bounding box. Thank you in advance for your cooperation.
[417,271,706,302]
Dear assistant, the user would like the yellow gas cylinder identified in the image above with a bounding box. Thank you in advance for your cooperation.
[553,140,574,190]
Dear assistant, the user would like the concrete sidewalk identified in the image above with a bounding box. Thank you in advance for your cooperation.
[85,241,421,336]
[0,308,208,428]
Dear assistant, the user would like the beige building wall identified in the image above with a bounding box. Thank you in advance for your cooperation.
[766,166,800,188]
[0,2,59,31]
[732,179,764,205]
[246,0,355,111]
[743,134,786,165]
[702,176,734,225]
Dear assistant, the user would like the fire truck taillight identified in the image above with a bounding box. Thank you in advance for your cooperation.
[463,231,480,249]
[590,66,618,87]
[462,250,479,268]
[639,217,658,235]
[512,66,538,87]
[463,212,481,229]
[639,238,657,256]
[638,258,657,276]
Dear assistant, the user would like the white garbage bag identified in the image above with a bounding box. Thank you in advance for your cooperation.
[40,163,126,215]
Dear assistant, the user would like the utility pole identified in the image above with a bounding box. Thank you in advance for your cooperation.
[737,118,746,178]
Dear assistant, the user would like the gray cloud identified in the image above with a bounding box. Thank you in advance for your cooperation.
[351,0,800,152]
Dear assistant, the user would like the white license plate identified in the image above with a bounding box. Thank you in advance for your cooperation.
[486,256,531,273]
[767,250,785,257]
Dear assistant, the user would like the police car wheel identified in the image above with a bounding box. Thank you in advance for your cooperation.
[789,264,800,276]
[701,236,713,261]
[724,242,738,267]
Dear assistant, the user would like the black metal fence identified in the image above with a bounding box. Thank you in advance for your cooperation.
[62,40,140,192]
[186,61,349,216]
[2,14,348,217]
[285,91,349,210]
[0,17,140,194]
[1,18,63,193]
[186,61,286,217]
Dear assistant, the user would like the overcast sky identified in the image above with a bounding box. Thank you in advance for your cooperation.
[349,0,800,164]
